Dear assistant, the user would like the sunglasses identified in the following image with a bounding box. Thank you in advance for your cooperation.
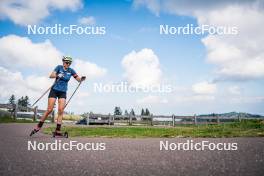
[64,61,71,65]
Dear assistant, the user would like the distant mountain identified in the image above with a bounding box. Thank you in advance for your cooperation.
[199,112,264,119]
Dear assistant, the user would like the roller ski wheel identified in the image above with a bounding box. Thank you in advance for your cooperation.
[52,131,68,138]
[30,128,39,137]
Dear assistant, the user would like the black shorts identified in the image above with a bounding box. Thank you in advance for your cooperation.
[48,89,67,99]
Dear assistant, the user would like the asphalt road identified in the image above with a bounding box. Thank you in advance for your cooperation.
[0,123,263,176]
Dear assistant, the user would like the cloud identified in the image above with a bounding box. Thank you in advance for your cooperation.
[229,96,264,104]
[0,35,107,79]
[0,34,106,110]
[122,48,162,87]
[0,66,52,101]
[200,6,264,81]
[73,59,107,79]
[134,0,264,81]
[228,86,241,95]
[137,95,168,104]
[174,95,215,103]
[0,0,82,26]
[192,81,217,94]
[133,0,161,16]
[0,35,62,72]
[78,16,96,25]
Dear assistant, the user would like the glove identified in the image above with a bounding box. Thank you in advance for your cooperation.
[57,73,64,78]
[81,76,86,81]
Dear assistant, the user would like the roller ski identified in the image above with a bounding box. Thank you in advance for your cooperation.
[52,131,68,138]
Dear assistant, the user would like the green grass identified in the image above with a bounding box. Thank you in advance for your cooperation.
[43,119,264,138]
[0,116,34,123]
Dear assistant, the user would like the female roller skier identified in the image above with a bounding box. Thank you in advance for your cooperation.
[30,56,86,137]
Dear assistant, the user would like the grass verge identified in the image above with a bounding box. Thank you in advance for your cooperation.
[43,119,264,138]
[0,116,34,123]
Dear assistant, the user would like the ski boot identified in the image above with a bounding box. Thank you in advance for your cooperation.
[52,131,68,138]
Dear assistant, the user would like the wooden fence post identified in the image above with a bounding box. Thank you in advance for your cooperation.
[87,113,90,125]
[217,115,220,124]
[194,114,197,125]
[150,114,153,126]
[238,113,241,122]
[172,114,175,127]
[129,114,132,126]
[51,104,55,123]
[33,106,38,122]
[13,103,18,119]
[108,113,111,125]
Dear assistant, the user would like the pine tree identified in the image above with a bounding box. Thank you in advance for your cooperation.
[9,94,15,105]
[18,96,24,106]
[130,109,135,116]
[124,110,129,116]
[141,108,145,116]
[18,96,30,107]
[145,108,150,116]
[24,96,30,107]
[114,106,122,115]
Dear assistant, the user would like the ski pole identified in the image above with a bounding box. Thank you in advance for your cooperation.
[31,78,59,107]
[64,81,83,110]
[64,81,83,109]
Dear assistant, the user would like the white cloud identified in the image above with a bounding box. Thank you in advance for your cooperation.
[0,35,62,71]
[200,6,264,81]
[135,0,264,81]
[192,81,217,94]
[73,59,107,79]
[0,66,52,101]
[174,95,215,103]
[137,95,168,104]
[78,16,96,25]
[133,0,161,16]
[122,48,162,87]
[0,0,82,26]
[0,34,106,110]
[228,86,241,95]
[229,96,264,104]
[0,35,107,79]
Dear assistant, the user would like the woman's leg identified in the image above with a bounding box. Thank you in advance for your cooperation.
[36,98,56,129]
[40,98,56,122]
[55,98,66,132]
[30,98,56,136]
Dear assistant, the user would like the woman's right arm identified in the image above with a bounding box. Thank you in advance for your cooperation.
[49,71,57,79]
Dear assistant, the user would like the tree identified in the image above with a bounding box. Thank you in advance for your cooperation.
[9,94,15,105]
[130,109,135,116]
[124,110,129,116]
[18,96,30,107]
[114,106,122,115]
[145,108,150,116]
[18,96,24,106]
[141,108,145,116]
[24,96,30,106]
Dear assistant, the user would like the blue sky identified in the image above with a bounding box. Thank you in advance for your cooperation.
[0,0,263,115]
